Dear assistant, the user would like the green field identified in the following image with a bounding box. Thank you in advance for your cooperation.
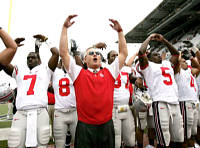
[0,103,12,128]
[0,103,11,147]
[0,103,55,147]
[0,104,8,115]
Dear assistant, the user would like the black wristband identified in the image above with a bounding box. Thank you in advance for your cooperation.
[0,27,2,30]
[74,51,80,56]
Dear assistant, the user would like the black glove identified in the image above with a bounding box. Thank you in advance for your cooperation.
[182,49,192,60]
[129,73,137,84]
[70,39,78,56]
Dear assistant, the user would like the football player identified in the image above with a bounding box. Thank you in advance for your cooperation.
[173,51,200,147]
[2,36,59,147]
[107,50,135,148]
[138,33,184,148]
[52,59,77,148]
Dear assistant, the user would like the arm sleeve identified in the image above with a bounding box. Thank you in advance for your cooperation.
[140,62,152,78]
[67,56,82,82]
[105,57,120,79]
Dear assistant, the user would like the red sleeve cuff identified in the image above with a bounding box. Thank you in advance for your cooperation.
[140,63,149,70]
[138,53,146,58]
[172,54,179,57]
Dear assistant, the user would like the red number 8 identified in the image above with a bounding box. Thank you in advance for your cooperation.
[59,78,70,96]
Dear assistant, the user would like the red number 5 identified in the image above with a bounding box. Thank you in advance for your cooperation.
[23,75,37,95]
[160,67,173,85]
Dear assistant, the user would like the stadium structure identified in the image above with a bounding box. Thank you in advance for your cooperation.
[125,0,200,51]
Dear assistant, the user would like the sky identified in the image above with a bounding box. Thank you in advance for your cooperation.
[0,0,162,88]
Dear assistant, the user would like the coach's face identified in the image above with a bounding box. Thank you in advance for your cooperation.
[84,48,101,69]
[27,52,39,70]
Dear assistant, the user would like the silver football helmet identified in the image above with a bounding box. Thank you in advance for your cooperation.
[0,83,14,102]
[133,92,152,112]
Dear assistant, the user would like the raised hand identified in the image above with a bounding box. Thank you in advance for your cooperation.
[94,42,107,50]
[15,38,25,47]
[63,14,78,28]
[109,19,123,33]
[149,33,164,42]
[33,34,48,42]
[70,39,78,52]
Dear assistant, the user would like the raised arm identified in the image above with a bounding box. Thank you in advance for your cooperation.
[154,34,179,65]
[191,57,200,76]
[48,47,59,71]
[109,19,128,70]
[127,52,138,67]
[0,28,18,66]
[33,34,48,63]
[138,35,152,69]
[1,37,25,76]
[1,64,15,77]
[70,39,84,67]
[59,15,77,71]
[160,35,179,56]
[171,53,181,75]
[188,48,200,76]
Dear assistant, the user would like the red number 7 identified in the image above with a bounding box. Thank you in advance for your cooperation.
[23,75,37,95]
[121,72,129,88]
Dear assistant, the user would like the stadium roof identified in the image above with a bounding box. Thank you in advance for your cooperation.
[125,0,200,43]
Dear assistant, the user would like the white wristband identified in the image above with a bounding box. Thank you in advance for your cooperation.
[35,39,42,47]
[46,41,55,49]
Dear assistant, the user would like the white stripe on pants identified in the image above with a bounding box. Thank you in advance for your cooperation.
[8,108,50,148]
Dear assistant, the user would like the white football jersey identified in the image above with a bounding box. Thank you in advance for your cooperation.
[196,74,200,96]
[175,68,198,102]
[141,60,179,103]
[114,66,132,105]
[12,64,52,109]
[52,68,76,109]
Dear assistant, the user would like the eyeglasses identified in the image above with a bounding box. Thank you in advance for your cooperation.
[88,51,101,56]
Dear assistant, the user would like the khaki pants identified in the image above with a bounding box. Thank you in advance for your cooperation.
[112,106,135,148]
[153,102,184,147]
[180,101,198,139]
[8,108,50,148]
[198,103,200,126]
[53,109,77,148]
